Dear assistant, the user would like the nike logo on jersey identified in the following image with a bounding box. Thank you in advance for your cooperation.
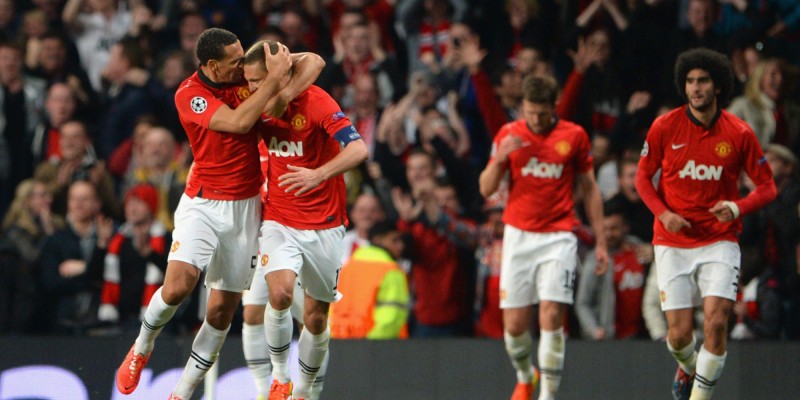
[671,143,687,150]
[261,116,273,123]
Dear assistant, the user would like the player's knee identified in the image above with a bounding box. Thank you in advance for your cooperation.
[268,289,294,310]
[243,305,266,325]
[704,314,729,337]
[160,284,191,305]
[303,310,328,334]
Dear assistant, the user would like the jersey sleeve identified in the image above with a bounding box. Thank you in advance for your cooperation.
[312,90,360,144]
[174,84,226,130]
[736,126,777,216]
[573,128,593,173]
[635,116,669,217]
[740,127,773,186]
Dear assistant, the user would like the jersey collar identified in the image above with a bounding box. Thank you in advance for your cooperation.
[197,67,229,90]
[685,105,721,130]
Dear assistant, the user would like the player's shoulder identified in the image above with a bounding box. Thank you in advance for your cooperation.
[175,73,206,96]
[554,119,590,142]
[499,119,526,136]
[654,106,686,126]
[718,109,755,135]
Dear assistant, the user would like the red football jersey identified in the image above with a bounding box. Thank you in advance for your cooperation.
[175,71,261,200]
[636,106,773,247]
[491,118,593,232]
[260,85,355,229]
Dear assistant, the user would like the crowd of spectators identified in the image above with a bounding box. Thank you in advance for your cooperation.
[0,0,799,342]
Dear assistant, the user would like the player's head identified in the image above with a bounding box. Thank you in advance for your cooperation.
[243,39,290,93]
[521,75,558,133]
[196,28,243,84]
[674,47,733,110]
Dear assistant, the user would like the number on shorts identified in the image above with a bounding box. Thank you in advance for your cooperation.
[333,268,341,293]
[250,256,257,269]
[563,270,576,290]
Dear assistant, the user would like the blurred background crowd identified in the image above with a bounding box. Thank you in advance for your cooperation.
[0,0,799,342]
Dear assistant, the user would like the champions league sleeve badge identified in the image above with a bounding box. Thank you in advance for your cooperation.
[191,96,208,114]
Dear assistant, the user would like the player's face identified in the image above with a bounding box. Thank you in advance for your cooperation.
[244,63,267,93]
[213,41,244,84]
[522,100,555,134]
[685,68,718,113]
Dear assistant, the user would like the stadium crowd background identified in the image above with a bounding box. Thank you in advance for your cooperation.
[0,0,799,342]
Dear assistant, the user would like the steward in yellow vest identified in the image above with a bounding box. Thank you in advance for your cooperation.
[330,221,409,339]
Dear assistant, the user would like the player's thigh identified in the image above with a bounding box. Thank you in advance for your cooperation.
[654,245,701,311]
[499,225,537,308]
[168,194,219,270]
[535,252,578,306]
[207,196,261,292]
[696,241,741,302]
[299,225,345,304]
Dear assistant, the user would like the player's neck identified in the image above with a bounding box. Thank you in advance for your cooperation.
[687,103,718,128]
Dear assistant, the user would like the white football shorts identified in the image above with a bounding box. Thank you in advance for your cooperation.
[257,220,344,303]
[655,241,741,311]
[500,226,578,308]
[168,194,261,292]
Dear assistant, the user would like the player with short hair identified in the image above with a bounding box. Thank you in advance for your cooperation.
[479,75,608,400]
[115,28,324,400]
[241,40,369,400]
[635,47,777,400]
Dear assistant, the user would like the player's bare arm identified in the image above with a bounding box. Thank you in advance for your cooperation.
[209,42,292,134]
[577,169,609,274]
[278,139,369,196]
[263,52,326,117]
[478,134,523,197]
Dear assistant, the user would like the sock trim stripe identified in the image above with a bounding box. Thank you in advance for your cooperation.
[539,368,563,376]
[313,375,325,383]
[142,318,168,331]
[190,351,214,368]
[299,359,321,375]
[695,374,717,386]
[245,358,271,365]
[269,343,291,354]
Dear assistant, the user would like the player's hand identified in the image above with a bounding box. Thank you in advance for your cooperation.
[264,41,291,79]
[658,210,691,232]
[495,135,524,164]
[709,201,735,222]
[278,164,324,196]
[594,243,609,275]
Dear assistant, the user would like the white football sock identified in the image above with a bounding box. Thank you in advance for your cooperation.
[265,303,293,383]
[293,327,330,399]
[171,320,230,399]
[690,347,726,400]
[134,287,178,355]
[243,323,272,397]
[538,328,565,399]
[310,349,329,400]
[668,335,698,374]
[504,330,535,384]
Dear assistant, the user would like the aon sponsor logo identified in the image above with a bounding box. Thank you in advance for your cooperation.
[678,160,722,181]
[522,157,564,179]
[268,136,304,157]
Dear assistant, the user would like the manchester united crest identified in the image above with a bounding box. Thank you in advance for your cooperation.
[715,141,732,158]
[555,140,571,156]
[291,114,307,130]
[236,86,251,100]
[261,254,269,266]
[171,241,180,253]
